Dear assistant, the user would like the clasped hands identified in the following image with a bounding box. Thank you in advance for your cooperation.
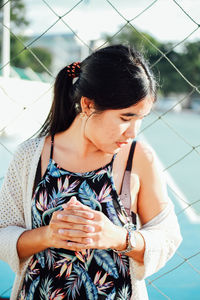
[45,196,127,252]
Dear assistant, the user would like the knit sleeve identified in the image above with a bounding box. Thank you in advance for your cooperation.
[0,143,31,273]
[129,200,182,280]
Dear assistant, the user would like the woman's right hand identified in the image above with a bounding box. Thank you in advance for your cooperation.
[17,197,94,259]
[45,196,96,250]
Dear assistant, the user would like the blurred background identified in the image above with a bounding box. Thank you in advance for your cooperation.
[0,0,200,299]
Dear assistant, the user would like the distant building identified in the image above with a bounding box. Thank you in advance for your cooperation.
[30,32,84,75]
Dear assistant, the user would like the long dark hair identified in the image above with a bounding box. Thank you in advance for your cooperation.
[39,44,157,137]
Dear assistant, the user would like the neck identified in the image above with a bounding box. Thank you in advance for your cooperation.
[55,115,106,159]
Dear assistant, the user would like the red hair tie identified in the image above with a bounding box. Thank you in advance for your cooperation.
[66,62,81,79]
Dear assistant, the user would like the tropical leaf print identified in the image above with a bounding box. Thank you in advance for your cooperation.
[38,173,50,187]
[98,183,113,203]
[113,252,129,278]
[35,251,45,268]
[75,251,85,263]
[63,177,80,194]
[18,285,26,300]
[116,284,131,300]
[85,249,95,269]
[65,272,82,300]
[49,288,66,300]
[106,287,116,300]
[26,275,40,300]
[94,271,113,295]
[79,180,102,211]
[91,169,108,182]
[32,202,42,228]
[45,248,57,269]
[39,276,54,300]
[24,257,40,282]
[106,165,113,178]
[26,148,132,300]
[105,201,122,226]
[56,177,80,198]
[93,250,119,279]
[54,253,76,278]
[49,160,69,177]
[66,262,73,278]
[118,209,130,224]
[73,264,98,300]
[55,262,72,279]
[36,190,48,212]
[57,251,75,262]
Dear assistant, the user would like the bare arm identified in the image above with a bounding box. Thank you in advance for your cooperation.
[122,141,169,262]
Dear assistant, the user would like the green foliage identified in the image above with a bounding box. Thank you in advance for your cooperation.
[0,0,28,28]
[0,1,52,73]
[181,41,200,90]
[105,25,200,96]
[10,36,52,73]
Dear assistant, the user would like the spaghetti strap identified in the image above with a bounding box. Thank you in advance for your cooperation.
[125,140,136,171]
[110,153,117,169]
[50,135,54,160]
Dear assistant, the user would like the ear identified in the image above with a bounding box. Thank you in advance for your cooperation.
[80,96,95,116]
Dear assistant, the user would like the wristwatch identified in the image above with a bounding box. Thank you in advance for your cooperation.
[114,223,137,255]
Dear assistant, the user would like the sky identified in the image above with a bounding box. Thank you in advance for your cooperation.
[23,0,200,43]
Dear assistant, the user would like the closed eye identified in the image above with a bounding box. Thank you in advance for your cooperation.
[120,117,131,122]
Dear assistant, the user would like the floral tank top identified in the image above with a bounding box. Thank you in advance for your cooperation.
[18,136,136,300]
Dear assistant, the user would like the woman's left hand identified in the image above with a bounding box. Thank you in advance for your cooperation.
[57,196,127,252]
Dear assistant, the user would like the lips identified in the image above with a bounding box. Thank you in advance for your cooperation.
[116,141,128,147]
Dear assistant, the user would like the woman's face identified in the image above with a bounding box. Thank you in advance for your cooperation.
[84,97,153,154]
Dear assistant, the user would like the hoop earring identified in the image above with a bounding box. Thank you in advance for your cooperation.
[80,112,86,118]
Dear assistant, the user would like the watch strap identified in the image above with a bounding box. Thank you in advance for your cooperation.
[113,223,136,255]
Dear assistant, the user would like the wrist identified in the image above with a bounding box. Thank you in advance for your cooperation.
[40,225,50,249]
[113,223,137,255]
[112,226,127,251]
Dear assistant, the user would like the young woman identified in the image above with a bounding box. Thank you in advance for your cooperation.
[0,44,182,300]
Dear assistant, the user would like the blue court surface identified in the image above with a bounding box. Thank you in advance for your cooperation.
[0,110,200,299]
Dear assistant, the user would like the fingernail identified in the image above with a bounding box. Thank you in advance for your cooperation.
[87,226,95,232]
[57,214,63,219]
[85,238,93,244]
[87,213,94,219]
[70,196,77,203]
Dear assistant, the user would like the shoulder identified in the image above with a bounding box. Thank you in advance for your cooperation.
[134,141,158,165]
[133,140,169,223]
[133,140,165,185]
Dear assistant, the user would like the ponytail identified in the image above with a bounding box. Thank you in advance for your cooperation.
[39,64,80,137]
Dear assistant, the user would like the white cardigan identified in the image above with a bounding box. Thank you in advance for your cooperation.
[0,137,182,300]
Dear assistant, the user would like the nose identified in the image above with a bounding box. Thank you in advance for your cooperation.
[124,120,141,139]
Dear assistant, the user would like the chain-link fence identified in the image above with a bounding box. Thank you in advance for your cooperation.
[0,0,200,299]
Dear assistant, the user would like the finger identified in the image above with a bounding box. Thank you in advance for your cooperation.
[58,228,94,240]
[52,240,90,251]
[63,196,81,209]
[56,221,95,233]
[66,241,93,251]
[57,210,94,222]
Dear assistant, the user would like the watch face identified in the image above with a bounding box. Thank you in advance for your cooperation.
[130,231,136,248]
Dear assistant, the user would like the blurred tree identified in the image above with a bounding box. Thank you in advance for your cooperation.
[104,25,193,97]
[0,0,28,28]
[11,36,52,73]
[180,41,200,93]
[0,1,52,74]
